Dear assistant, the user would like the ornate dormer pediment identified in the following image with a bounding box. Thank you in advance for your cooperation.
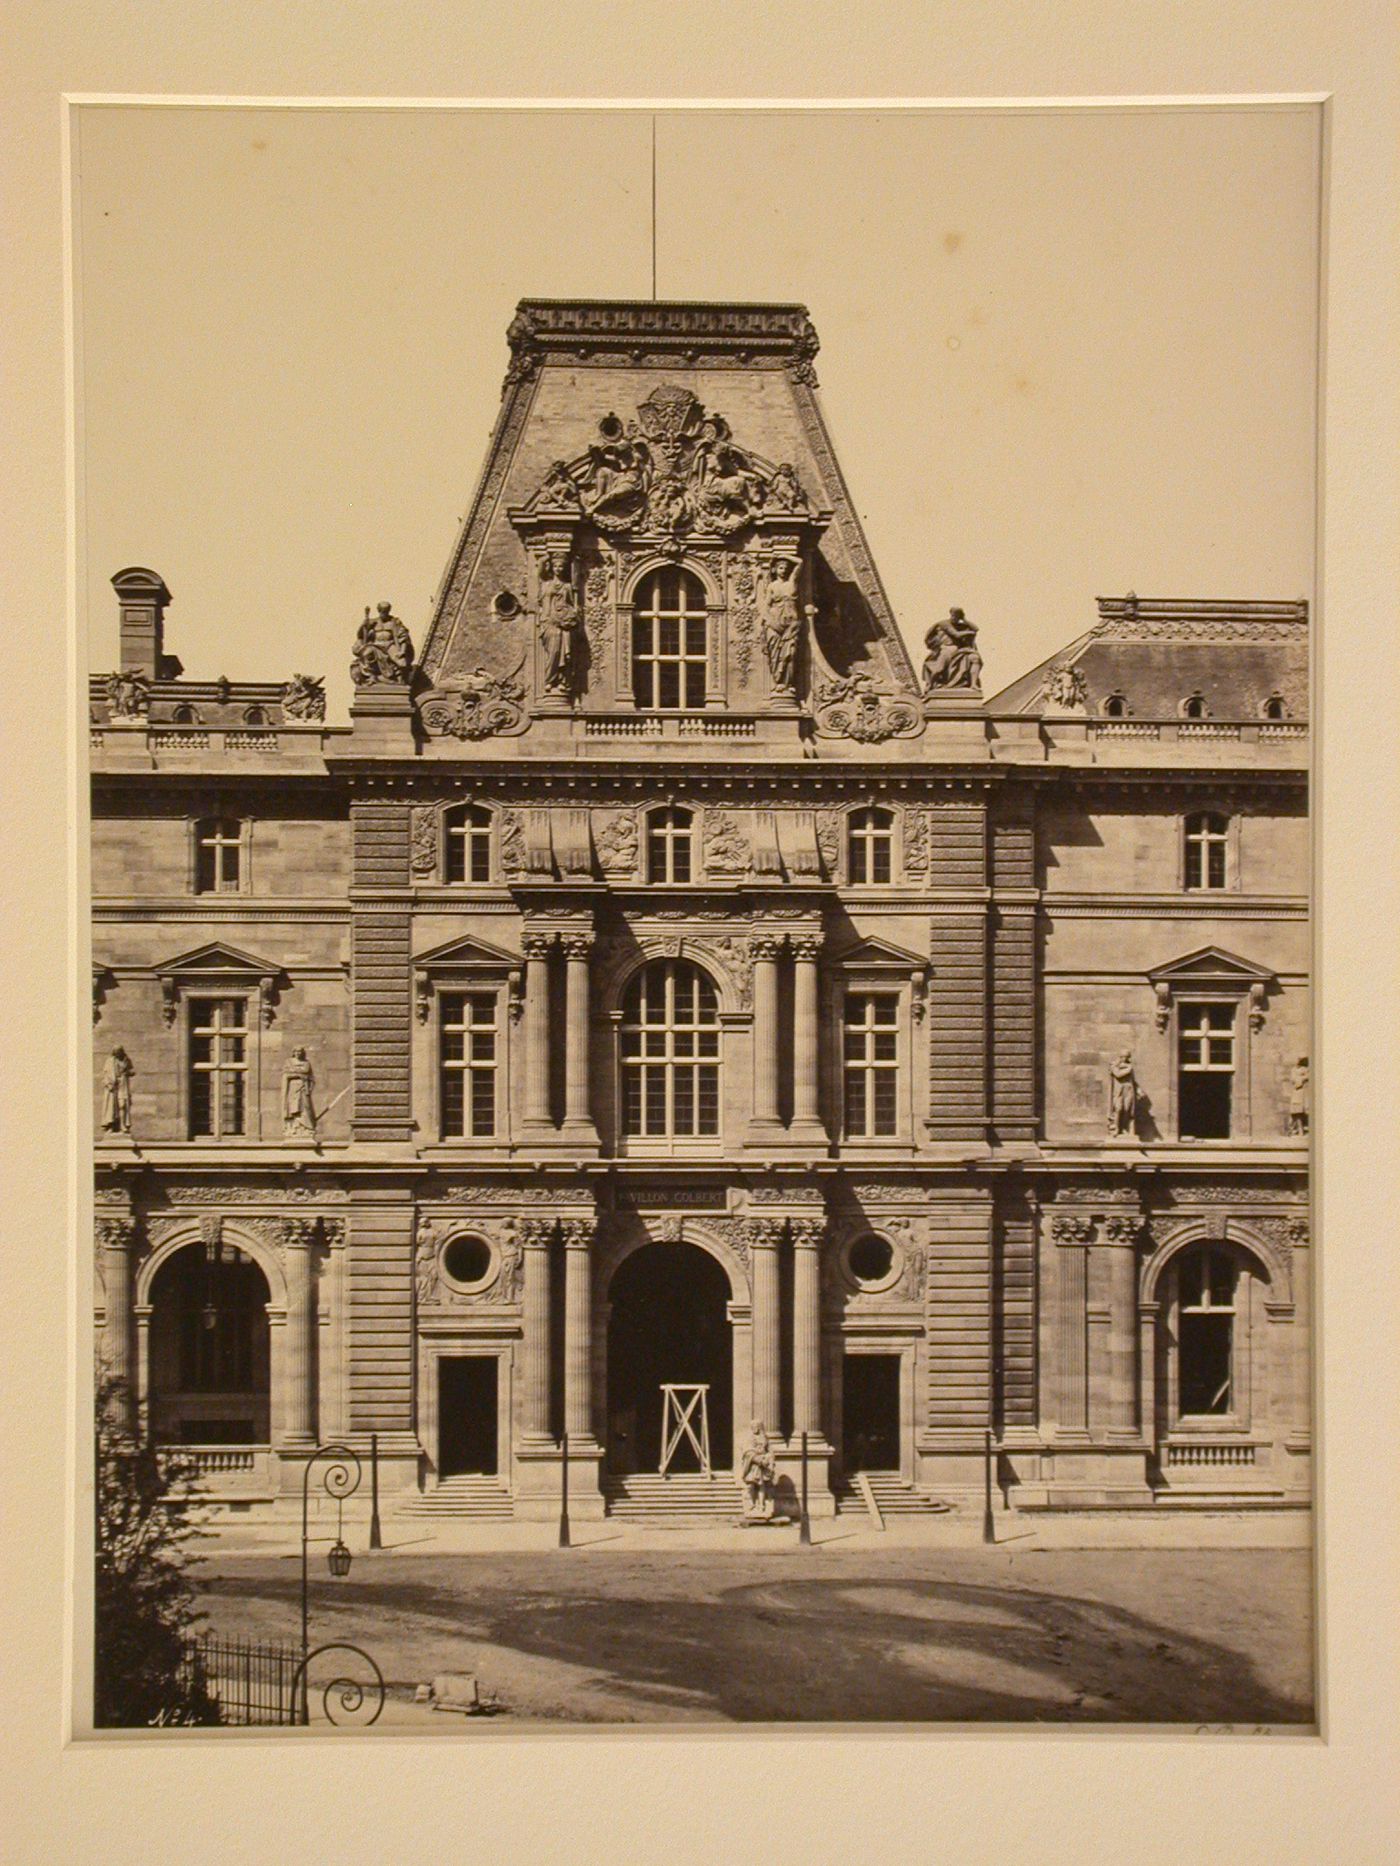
[515,383,824,546]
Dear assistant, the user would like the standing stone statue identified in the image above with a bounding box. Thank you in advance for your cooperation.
[282,1046,316,1138]
[538,554,585,698]
[921,607,983,693]
[738,1419,777,1522]
[1288,1057,1310,1135]
[101,1046,134,1133]
[761,557,803,695]
[350,601,414,686]
[1107,1051,1138,1137]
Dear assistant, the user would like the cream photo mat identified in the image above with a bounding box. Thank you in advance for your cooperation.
[3,4,1397,1863]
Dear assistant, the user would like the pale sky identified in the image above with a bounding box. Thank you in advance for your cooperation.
[74,104,1320,715]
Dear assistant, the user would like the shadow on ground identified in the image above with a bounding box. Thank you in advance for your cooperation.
[196,1550,1314,1725]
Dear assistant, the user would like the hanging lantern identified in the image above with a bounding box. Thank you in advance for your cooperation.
[327,1539,353,1579]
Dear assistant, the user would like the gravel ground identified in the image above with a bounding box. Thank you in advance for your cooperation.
[192,1544,1315,1727]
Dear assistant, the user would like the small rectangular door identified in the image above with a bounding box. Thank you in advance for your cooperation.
[842,1353,902,1472]
[438,1357,498,1477]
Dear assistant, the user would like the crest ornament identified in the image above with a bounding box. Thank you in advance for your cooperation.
[281,674,326,721]
[813,672,922,742]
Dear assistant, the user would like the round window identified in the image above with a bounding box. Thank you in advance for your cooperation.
[848,1235,895,1285]
[441,1235,493,1288]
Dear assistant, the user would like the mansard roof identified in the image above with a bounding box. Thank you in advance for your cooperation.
[987,597,1309,720]
[417,298,919,701]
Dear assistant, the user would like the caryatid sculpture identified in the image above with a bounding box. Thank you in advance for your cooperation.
[921,607,983,693]
[537,554,586,699]
[760,557,804,696]
[738,1419,777,1522]
[350,601,415,685]
[1107,1050,1138,1137]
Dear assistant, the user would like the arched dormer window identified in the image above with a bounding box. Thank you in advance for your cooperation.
[171,703,201,726]
[1180,692,1209,720]
[619,959,720,1138]
[1261,693,1287,721]
[848,807,894,885]
[1102,692,1129,718]
[243,705,267,727]
[646,807,694,884]
[632,567,708,710]
[444,803,492,884]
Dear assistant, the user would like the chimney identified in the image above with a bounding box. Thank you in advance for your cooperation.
[111,567,180,678]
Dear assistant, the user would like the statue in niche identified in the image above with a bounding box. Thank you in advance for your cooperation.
[738,1420,777,1522]
[350,602,414,686]
[1288,1057,1310,1135]
[1107,1051,1138,1137]
[538,554,585,698]
[100,1047,134,1133]
[282,1046,317,1138]
[921,607,983,692]
[760,557,804,694]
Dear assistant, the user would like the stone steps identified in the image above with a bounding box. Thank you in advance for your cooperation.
[836,1473,953,1517]
[604,1472,742,1521]
[396,1475,515,1519]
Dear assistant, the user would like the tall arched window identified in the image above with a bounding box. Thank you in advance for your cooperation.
[632,567,708,710]
[848,807,894,884]
[148,1242,271,1444]
[620,959,720,1137]
[646,807,694,883]
[1174,1245,1238,1416]
[444,803,492,883]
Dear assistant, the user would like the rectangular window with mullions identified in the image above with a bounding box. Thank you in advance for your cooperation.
[188,996,248,1137]
[1177,1001,1235,1139]
[842,992,900,1137]
[439,991,497,1138]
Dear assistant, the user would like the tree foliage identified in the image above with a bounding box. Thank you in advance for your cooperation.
[94,1379,219,1727]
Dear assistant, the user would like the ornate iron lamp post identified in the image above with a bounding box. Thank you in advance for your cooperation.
[294,1442,383,1725]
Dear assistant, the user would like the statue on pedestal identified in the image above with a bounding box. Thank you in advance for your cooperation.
[282,1046,316,1138]
[1288,1057,1309,1135]
[921,607,983,693]
[738,1420,777,1521]
[351,602,414,686]
[101,1046,134,1133]
[1107,1051,1138,1137]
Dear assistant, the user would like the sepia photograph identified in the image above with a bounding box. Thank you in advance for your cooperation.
[74,99,1325,1735]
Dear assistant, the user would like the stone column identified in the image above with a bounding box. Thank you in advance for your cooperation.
[97,1216,136,1424]
[789,934,825,1141]
[561,1220,594,1443]
[790,1217,825,1438]
[560,934,596,1139]
[522,932,554,1132]
[748,1219,783,1434]
[280,1218,319,1446]
[1102,1217,1141,1435]
[750,935,784,1135]
[520,1219,554,1442]
[1052,1216,1091,1434]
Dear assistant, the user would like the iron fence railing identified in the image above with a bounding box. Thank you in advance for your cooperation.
[181,1633,301,1726]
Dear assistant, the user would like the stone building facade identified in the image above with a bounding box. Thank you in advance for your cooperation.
[90,300,1311,1520]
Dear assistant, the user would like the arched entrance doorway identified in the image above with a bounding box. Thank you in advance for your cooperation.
[148,1242,271,1445]
[606,1241,733,1474]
